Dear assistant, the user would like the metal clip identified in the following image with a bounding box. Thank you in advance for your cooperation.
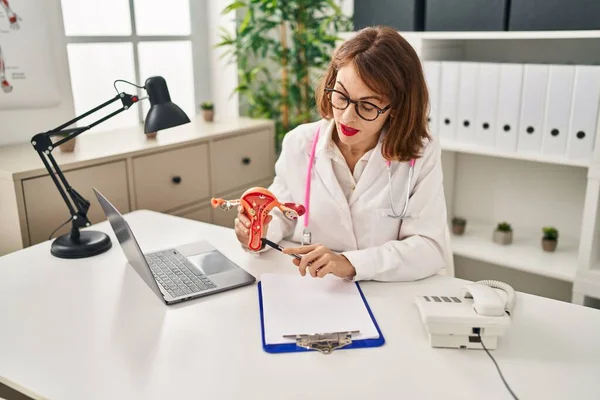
[302,228,311,246]
[282,331,359,354]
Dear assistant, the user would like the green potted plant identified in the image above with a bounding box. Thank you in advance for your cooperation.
[493,222,512,245]
[542,226,558,252]
[200,101,214,122]
[216,0,352,151]
[451,217,466,235]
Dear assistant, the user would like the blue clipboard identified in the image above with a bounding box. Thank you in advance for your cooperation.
[257,281,385,354]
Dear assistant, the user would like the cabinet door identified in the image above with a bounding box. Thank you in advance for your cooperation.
[210,130,274,195]
[23,161,129,245]
[133,143,210,212]
[173,205,212,224]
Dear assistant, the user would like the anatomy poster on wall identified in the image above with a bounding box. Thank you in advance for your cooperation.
[0,0,60,109]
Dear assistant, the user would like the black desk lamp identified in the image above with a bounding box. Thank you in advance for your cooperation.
[31,76,190,259]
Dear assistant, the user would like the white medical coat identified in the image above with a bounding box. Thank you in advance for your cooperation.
[263,118,452,282]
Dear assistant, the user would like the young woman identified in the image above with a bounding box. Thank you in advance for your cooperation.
[235,26,451,282]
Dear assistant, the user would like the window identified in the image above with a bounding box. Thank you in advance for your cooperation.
[60,0,195,131]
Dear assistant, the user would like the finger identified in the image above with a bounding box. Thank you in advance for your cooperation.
[234,218,249,235]
[307,255,328,277]
[316,264,333,278]
[298,247,326,275]
[234,222,249,238]
[283,244,318,255]
[237,213,251,228]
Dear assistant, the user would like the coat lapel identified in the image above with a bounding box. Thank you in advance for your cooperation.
[309,119,350,213]
[348,138,387,206]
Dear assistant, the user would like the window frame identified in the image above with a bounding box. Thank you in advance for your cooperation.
[61,0,197,125]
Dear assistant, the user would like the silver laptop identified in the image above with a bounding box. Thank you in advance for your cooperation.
[93,187,256,305]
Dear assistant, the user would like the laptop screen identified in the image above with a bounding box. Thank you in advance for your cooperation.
[93,188,164,300]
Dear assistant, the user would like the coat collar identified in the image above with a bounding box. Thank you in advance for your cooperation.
[309,119,350,213]
[307,119,389,209]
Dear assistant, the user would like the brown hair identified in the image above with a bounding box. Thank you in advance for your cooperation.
[315,26,431,162]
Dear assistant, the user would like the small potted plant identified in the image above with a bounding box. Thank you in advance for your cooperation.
[493,222,512,245]
[541,226,558,252]
[451,217,466,235]
[200,101,214,122]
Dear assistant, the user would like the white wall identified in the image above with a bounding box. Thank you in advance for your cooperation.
[207,0,239,120]
[0,0,75,147]
[0,0,219,147]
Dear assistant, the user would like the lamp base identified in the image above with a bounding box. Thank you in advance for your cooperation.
[51,230,112,259]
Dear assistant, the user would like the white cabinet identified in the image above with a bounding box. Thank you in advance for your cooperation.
[0,117,275,254]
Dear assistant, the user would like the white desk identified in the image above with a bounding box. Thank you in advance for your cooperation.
[1,210,600,400]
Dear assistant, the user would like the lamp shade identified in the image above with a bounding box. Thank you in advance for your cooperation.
[143,76,190,133]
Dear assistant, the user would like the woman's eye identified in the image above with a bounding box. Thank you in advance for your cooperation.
[361,104,374,112]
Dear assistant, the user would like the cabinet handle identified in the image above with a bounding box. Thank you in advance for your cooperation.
[242,157,251,165]
[172,176,182,184]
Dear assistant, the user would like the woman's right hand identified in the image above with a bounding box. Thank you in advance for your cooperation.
[234,205,272,249]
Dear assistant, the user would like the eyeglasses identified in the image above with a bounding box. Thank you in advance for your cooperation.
[325,88,391,121]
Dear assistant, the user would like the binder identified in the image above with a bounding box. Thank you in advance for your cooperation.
[566,65,600,162]
[474,63,500,147]
[517,64,549,155]
[541,65,575,158]
[258,274,385,354]
[423,61,441,137]
[438,61,460,140]
[495,63,524,152]
[456,62,479,144]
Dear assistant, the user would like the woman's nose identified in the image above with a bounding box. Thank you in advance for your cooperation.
[342,103,357,121]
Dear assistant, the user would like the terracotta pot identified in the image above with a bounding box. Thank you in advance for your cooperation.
[58,137,76,152]
[452,223,465,235]
[542,239,557,252]
[493,230,512,245]
[202,109,214,122]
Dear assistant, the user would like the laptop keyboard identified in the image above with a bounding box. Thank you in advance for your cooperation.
[145,249,217,298]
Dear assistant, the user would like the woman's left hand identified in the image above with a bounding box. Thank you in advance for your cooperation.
[282,244,356,279]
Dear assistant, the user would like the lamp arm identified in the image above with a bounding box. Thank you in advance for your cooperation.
[30,92,140,231]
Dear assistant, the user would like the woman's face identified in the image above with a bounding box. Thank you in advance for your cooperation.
[331,64,391,151]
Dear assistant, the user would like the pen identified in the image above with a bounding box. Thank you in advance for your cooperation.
[261,238,303,260]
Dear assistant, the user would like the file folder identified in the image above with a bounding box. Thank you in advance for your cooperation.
[423,61,441,137]
[438,61,460,140]
[566,65,600,163]
[456,62,479,144]
[541,65,575,158]
[474,63,500,147]
[258,273,385,354]
[517,64,549,155]
[495,63,523,152]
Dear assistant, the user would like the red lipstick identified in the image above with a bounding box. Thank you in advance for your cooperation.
[339,123,359,137]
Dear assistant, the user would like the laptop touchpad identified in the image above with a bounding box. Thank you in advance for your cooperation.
[186,250,237,276]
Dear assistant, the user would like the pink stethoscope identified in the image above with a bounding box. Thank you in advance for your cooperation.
[301,125,416,245]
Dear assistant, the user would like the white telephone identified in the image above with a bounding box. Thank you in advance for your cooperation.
[414,280,516,350]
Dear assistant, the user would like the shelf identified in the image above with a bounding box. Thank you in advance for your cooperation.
[401,30,600,40]
[439,138,590,168]
[450,221,578,282]
[574,267,600,300]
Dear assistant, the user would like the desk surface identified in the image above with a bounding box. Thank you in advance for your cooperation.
[1,210,599,400]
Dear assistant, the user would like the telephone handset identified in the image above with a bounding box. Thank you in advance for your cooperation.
[462,280,516,317]
[414,280,516,350]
